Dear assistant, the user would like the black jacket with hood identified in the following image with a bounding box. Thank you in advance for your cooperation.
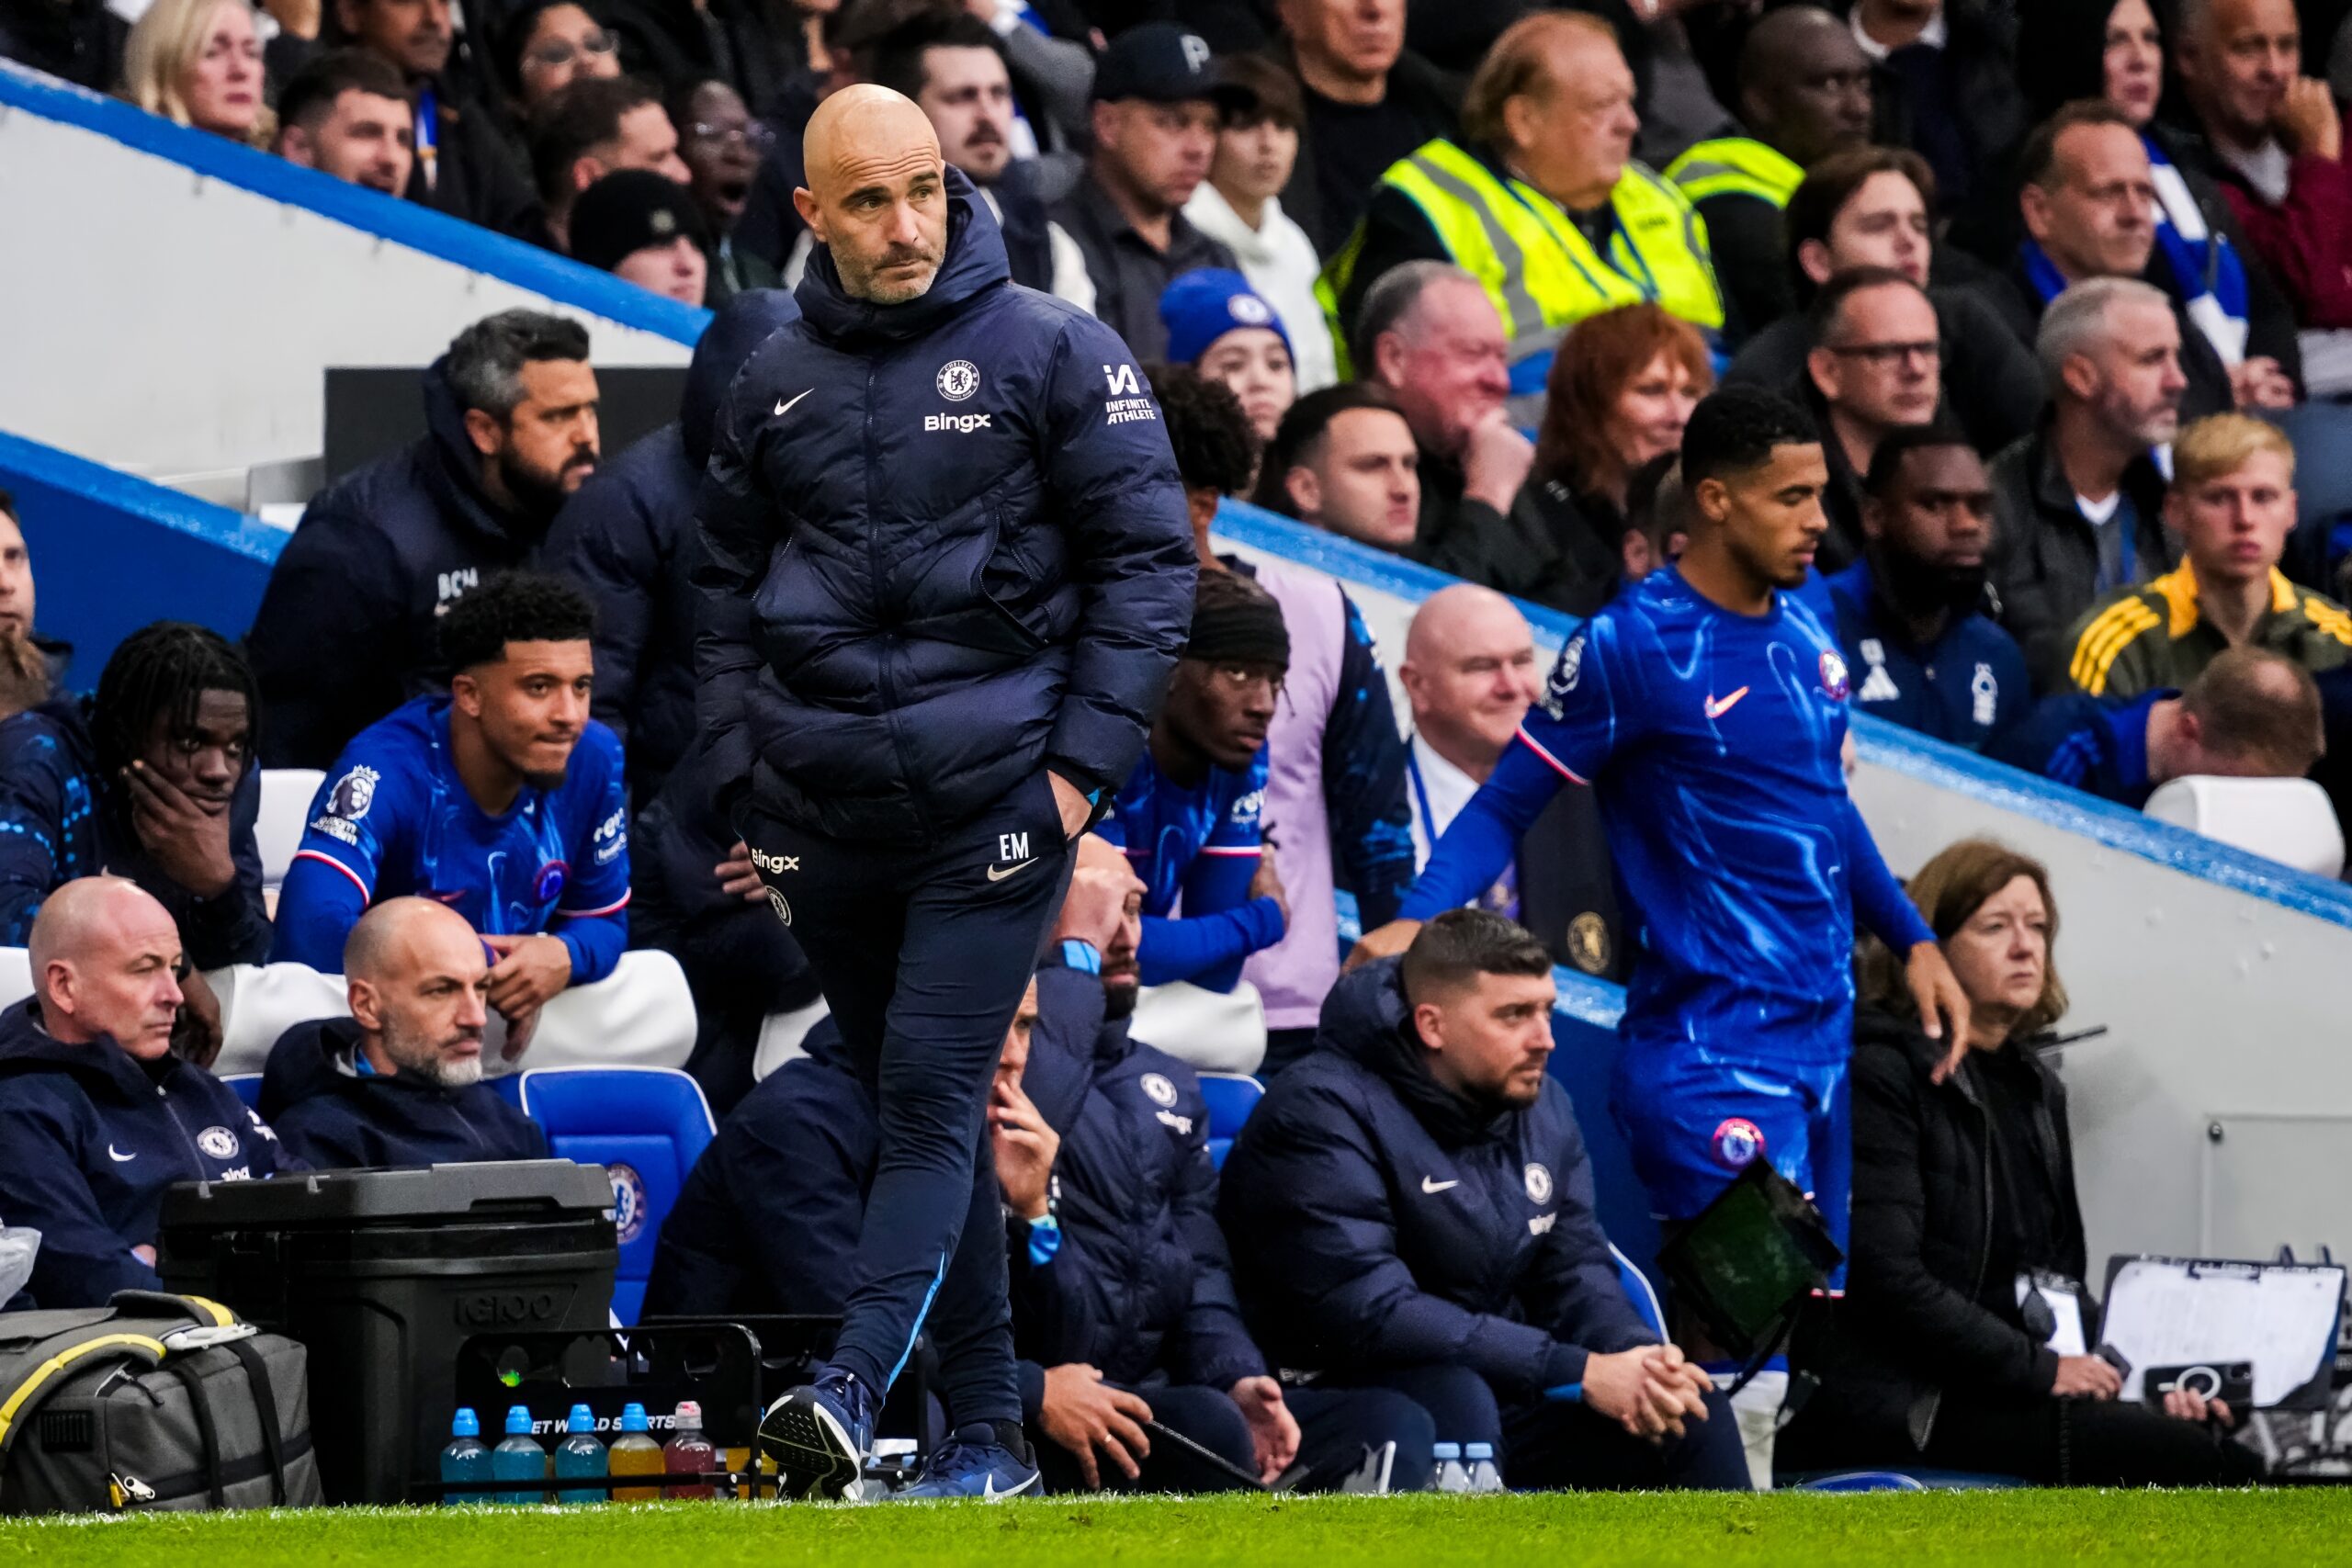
[258,1016,547,1171]
[1217,959,1655,1397]
[545,290,802,807]
[1004,963,1265,1416]
[248,356,560,768]
[1790,1003,2086,1460]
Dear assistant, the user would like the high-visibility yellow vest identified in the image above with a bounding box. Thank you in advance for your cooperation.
[1662,136,1805,209]
[1319,139,1724,384]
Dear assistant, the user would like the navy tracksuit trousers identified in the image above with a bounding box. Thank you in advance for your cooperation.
[1032,1384,1439,1495]
[743,771,1073,1427]
[1337,1364,1750,1491]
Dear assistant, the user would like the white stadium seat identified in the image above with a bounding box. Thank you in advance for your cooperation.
[0,947,29,1010]
[2143,776,2346,879]
[256,769,324,889]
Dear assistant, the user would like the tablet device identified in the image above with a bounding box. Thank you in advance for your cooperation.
[1655,1158,1842,1356]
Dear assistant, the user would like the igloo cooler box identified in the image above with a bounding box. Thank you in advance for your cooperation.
[159,1159,618,1504]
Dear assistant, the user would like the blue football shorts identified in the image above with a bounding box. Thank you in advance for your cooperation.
[1611,1044,1850,1293]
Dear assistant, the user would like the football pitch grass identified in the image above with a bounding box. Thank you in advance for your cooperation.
[4,1489,2348,1567]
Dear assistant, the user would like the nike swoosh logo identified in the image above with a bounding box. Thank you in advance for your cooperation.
[1703,686,1751,720]
[983,1477,1001,1499]
[1420,1176,1458,1194]
[108,1145,137,1162]
[773,389,812,418]
[986,860,1039,883]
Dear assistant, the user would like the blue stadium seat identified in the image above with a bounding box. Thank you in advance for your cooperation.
[1195,1071,1264,1169]
[490,1072,526,1108]
[223,1073,263,1111]
[518,1066,716,1325]
[1611,1244,1666,1337]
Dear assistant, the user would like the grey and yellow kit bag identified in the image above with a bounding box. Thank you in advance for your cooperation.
[0,1290,321,1512]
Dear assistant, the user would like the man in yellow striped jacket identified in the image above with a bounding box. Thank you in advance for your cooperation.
[2064,414,2352,699]
[1317,11,1724,423]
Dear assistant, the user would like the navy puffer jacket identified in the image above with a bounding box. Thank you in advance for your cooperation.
[545,291,801,806]
[695,171,1196,842]
[1008,967,1264,1400]
[1217,960,1656,1396]
[0,999,284,1307]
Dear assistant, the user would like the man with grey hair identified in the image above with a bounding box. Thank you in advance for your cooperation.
[249,309,602,765]
[1988,276,2186,684]
[1356,262,1561,596]
[2173,0,2352,394]
[258,897,548,1170]
[1992,101,2261,419]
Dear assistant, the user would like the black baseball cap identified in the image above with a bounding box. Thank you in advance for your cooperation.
[570,170,711,272]
[1091,21,1249,107]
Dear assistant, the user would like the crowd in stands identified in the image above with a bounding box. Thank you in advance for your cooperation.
[8,0,2352,1496]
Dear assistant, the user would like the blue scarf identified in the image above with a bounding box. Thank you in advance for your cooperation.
[2143,133,2250,365]
[2021,138,2254,367]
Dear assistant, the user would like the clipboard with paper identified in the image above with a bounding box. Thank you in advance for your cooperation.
[2096,1255,2346,1409]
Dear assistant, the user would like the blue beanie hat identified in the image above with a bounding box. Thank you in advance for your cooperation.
[1159,268,1293,367]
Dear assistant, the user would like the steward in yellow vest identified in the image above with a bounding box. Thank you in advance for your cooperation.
[1664,136,1804,209]
[1664,6,1873,333]
[1317,14,1723,418]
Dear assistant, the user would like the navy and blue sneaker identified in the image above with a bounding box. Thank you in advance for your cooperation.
[759,1370,876,1501]
[894,1423,1040,1502]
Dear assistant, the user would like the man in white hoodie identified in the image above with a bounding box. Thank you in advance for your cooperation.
[1184,55,1338,393]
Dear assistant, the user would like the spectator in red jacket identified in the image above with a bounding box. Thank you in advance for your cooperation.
[2177,0,2352,393]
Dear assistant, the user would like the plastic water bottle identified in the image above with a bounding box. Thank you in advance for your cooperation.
[662,1401,717,1500]
[1433,1440,1470,1493]
[1463,1440,1504,1493]
[609,1402,664,1502]
[553,1404,607,1506]
[440,1407,492,1506]
[492,1405,548,1505]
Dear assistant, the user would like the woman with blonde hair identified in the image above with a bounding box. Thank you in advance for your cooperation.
[1785,838,2266,1485]
[121,0,270,145]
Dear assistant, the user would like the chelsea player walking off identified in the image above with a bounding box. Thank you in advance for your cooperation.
[1353,387,1968,1280]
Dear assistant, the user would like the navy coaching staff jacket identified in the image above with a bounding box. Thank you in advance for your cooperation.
[695,170,1196,842]
[1218,960,1658,1396]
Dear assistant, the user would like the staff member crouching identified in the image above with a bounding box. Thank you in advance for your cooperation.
[1219,910,1747,1490]
[1004,837,1433,1493]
